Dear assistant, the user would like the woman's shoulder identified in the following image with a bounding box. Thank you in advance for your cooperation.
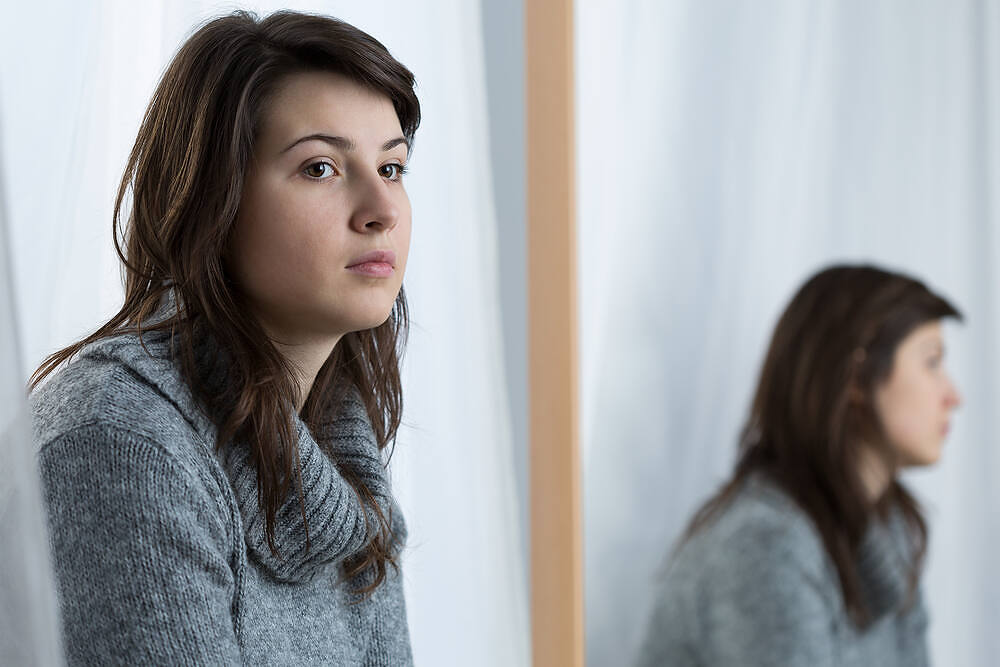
[639,476,843,665]
[671,475,833,589]
[32,331,238,532]
[31,331,211,446]
[29,331,224,493]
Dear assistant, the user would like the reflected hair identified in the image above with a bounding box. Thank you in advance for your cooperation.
[683,264,961,627]
[30,10,420,595]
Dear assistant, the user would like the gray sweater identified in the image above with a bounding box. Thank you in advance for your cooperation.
[31,329,412,666]
[637,475,929,666]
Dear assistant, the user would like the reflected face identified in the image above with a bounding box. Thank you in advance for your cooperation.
[873,321,961,467]
[228,70,411,343]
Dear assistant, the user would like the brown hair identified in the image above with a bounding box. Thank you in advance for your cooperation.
[685,264,961,626]
[30,10,420,594]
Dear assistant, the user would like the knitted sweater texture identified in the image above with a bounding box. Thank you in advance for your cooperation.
[637,475,929,667]
[31,329,412,666]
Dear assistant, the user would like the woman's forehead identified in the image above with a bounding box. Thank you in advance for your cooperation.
[258,71,402,149]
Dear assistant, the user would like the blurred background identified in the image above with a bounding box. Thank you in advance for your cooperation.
[1,1,998,665]
[578,2,999,666]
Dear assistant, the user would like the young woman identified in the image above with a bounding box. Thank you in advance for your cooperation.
[638,265,961,666]
[30,11,418,665]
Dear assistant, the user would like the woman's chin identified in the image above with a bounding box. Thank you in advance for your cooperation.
[340,307,396,335]
[898,442,944,468]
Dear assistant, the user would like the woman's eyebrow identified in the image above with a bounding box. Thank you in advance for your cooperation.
[280,134,409,153]
[281,134,354,153]
[381,137,408,152]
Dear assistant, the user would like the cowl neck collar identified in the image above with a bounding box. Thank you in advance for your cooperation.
[83,292,398,583]
[220,390,394,583]
[854,510,917,621]
[747,474,916,622]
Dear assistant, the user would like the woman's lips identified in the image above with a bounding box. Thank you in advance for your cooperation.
[346,250,396,278]
[347,262,394,278]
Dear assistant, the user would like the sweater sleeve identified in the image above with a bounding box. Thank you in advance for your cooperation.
[39,424,242,666]
[696,521,840,667]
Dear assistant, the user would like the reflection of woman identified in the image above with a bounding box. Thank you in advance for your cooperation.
[30,12,418,665]
[638,265,961,666]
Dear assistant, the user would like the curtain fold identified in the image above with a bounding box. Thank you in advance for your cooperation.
[0,102,63,666]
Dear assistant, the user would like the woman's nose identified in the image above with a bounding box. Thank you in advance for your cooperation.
[349,176,399,233]
[945,377,962,409]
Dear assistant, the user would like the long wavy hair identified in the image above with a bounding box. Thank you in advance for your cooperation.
[30,11,420,594]
[684,264,961,626]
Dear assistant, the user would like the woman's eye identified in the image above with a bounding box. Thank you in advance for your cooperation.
[303,162,335,179]
[379,163,406,181]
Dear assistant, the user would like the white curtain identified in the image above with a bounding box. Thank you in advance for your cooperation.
[0,2,528,665]
[0,106,63,665]
[578,1,999,666]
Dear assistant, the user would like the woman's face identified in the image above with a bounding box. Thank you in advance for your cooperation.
[229,70,411,344]
[873,320,961,467]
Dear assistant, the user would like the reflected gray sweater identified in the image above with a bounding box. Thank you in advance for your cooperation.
[637,475,929,667]
[31,330,412,666]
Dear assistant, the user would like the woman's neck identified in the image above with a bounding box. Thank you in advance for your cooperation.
[857,444,896,503]
[262,333,341,413]
[248,309,344,413]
